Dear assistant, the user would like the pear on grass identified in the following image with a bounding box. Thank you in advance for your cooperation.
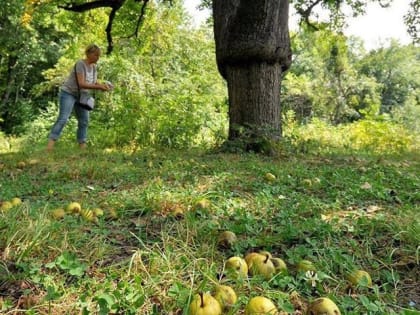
[224,256,248,279]
[271,257,288,274]
[347,269,372,288]
[52,208,66,220]
[307,297,341,315]
[66,202,81,214]
[213,285,237,310]
[92,208,104,217]
[217,231,237,249]
[188,292,222,315]
[265,172,276,182]
[10,197,22,206]
[297,259,316,273]
[0,201,13,212]
[245,296,277,315]
[248,253,276,280]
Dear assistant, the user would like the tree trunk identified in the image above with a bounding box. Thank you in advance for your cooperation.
[213,0,291,145]
[226,62,282,140]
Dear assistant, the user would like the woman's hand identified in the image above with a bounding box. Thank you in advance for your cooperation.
[97,83,111,91]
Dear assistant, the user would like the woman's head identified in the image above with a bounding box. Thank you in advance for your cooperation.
[85,44,101,64]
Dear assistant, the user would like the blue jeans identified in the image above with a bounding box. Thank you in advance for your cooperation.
[48,90,90,144]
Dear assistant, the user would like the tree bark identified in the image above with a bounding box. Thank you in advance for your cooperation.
[213,0,291,143]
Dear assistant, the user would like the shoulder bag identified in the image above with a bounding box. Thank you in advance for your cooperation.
[74,64,95,111]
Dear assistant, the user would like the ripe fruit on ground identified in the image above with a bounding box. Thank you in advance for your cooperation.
[307,297,341,315]
[213,285,237,310]
[188,292,222,315]
[171,206,184,219]
[17,161,26,169]
[224,256,248,279]
[248,253,275,280]
[66,202,81,214]
[245,296,277,315]
[271,257,288,274]
[81,209,96,222]
[245,252,262,266]
[10,197,22,206]
[217,231,237,249]
[195,198,211,210]
[265,172,276,182]
[0,201,13,212]
[347,270,372,287]
[52,208,66,220]
[297,259,316,272]
[92,208,104,217]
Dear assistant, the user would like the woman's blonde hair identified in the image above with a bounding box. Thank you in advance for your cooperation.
[85,44,100,55]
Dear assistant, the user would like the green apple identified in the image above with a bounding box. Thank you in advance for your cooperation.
[66,202,81,214]
[347,270,372,288]
[188,292,222,315]
[297,259,316,273]
[224,256,248,279]
[307,297,341,315]
[245,296,277,315]
[217,231,237,249]
[213,285,237,310]
[248,253,275,280]
[271,257,288,274]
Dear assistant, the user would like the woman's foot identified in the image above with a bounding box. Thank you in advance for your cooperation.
[46,139,55,151]
[79,142,87,149]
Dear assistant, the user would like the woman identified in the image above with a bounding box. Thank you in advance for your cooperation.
[46,44,111,151]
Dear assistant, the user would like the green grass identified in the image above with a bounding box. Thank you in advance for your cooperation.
[0,143,419,314]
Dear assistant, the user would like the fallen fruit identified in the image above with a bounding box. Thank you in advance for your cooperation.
[81,209,96,222]
[248,253,275,280]
[52,208,66,220]
[214,285,237,310]
[245,296,277,315]
[10,197,23,206]
[224,256,248,279]
[92,208,104,217]
[297,259,316,272]
[307,297,341,315]
[0,201,13,212]
[265,172,276,182]
[66,202,81,214]
[188,292,222,315]
[347,269,372,287]
[217,231,237,249]
[271,257,288,274]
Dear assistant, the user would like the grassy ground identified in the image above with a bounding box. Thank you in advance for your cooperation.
[0,143,419,314]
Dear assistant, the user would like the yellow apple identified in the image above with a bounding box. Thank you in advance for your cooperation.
[224,256,248,279]
[213,285,237,310]
[66,202,81,214]
[245,296,277,315]
[307,297,341,315]
[217,231,237,249]
[347,270,372,288]
[271,257,288,274]
[248,253,275,280]
[17,161,26,169]
[188,292,222,315]
[171,206,184,219]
